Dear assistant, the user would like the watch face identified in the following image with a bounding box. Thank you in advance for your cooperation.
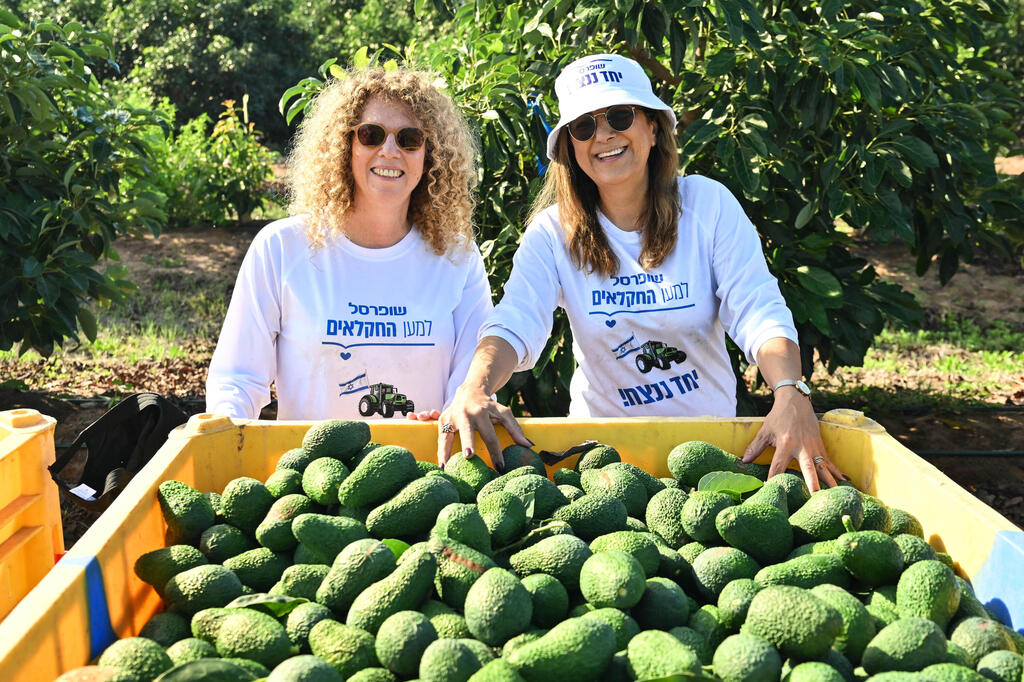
[796,380,811,396]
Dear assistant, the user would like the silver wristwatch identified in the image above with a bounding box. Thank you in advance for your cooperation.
[771,379,811,397]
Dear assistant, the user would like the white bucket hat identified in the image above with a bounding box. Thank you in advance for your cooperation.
[546,53,677,161]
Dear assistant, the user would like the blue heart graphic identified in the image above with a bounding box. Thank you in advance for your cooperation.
[339,352,352,360]
[605,320,616,328]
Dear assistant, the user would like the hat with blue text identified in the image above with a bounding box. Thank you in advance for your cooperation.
[546,53,677,160]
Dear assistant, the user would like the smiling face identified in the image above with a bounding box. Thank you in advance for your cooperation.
[569,106,657,198]
[350,95,426,211]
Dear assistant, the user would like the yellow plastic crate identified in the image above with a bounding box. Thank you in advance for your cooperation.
[0,411,1019,680]
[0,408,64,621]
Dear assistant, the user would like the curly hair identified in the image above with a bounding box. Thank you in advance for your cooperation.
[529,109,681,278]
[287,68,478,255]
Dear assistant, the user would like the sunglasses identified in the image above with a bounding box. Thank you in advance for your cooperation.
[354,123,427,151]
[567,105,637,142]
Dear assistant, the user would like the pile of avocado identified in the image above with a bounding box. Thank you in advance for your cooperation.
[60,421,1024,682]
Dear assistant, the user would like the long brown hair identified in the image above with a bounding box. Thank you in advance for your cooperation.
[288,68,477,255]
[528,109,681,278]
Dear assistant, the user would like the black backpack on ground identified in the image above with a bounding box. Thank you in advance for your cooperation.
[48,393,189,512]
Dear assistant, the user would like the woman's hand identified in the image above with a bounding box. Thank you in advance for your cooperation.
[436,385,532,471]
[407,410,441,422]
[740,388,847,493]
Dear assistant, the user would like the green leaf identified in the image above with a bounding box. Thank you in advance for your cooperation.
[0,8,21,28]
[794,266,843,299]
[225,593,308,617]
[888,137,939,169]
[697,471,763,499]
[153,659,258,681]
[795,202,816,229]
[522,491,536,524]
[383,538,411,559]
[706,50,737,77]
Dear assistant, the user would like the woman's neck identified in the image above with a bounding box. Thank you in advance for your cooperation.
[596,175,648,232]
[342,199,413,248]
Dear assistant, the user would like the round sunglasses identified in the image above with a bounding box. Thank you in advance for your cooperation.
[567,105,637,142]
[355,123,427,151]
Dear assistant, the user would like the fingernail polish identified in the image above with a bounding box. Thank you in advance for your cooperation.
[464,448,474,459]
[526,439,536,447]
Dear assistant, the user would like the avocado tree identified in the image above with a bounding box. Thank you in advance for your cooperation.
[0,11,167,355]
[285,0,1024,415]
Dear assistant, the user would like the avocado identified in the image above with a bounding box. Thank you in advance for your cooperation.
[134,544,208,597]
[506,617,617,682]
[478,491,528,547]
[276,447,318,473]
[551,493,628,539]
[464,567,534,646]
[767,472,811,514]
[789,486,864,542]
[508,534,591,591]
[667,440,740,487]
[504,474,569,518]
[445,453,499,495]
[833,530,905,587]
[336,444,419,508]
[429,534,497,609]
[859,495,893,533]
[476,466,537,500]
[861,617,948,674]
[256,493,315,552]
[811,583,877,665]
[213,608,293,669]
[222,547,291,592]
[267,654,345,681]
[716,502,793,564]
[743,480,789,513]
[632,576,691,629]
[892,534,937,566]
[976,650,1024,682]
[580,607,640,651]
[741,585,843,660]
[291,513,369,565]
[691,546,761,602]
[919,663,988,681]
[681,490,736,544]
[712,632,782,682]
[588,530,660,578]
[432,502,492,554]
[97,637,173,682]
[949,617,1016,668]
[264,468,304,498]
[366,475,460,539]
[157,480,217,544]
[755,552,851,590]
[419,638,485,681]
[717,578,763,632]
[895,559,960,629]
[501,444,547,477]
[520,573,569,628]
[164,564,244,615]
[284,601,334,653]
[552,468,582,488]
[308,619,379,678]
[375,610,438,678]
[887,508,924,538]
[347,546,437,634]
[165,637,217,665]
[786,661,846,681]
[580,467,647,517]
[669,625,712,664]
[138,611,188,647]
[300,458,350,506]
[689,603,730,651]
[574,444,621,472]
[301,419,371,462]
[316,538,396,614]
[467,658,527,682]
[626,629,702,679]
[578,550,646,609]
[269,563,329,600]
[199,523,258,563]
[644,487,691,548]
[219,477,276,534]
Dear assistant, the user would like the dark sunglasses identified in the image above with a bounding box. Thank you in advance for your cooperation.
[567,105,637,142]
[355,123,427,151]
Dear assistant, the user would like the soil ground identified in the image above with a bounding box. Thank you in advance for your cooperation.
[2,222,1023,546]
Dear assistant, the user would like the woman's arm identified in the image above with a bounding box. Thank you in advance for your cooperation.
[740,337,847,492]
[436,336,533,470]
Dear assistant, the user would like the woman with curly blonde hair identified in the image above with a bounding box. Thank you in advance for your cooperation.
[207,67,492,421]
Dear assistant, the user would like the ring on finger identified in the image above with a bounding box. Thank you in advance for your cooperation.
[812,455,824,465]
[440,422,455,434]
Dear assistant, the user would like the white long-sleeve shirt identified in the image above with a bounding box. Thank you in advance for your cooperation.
[481,175,798,417]
[206,216,493,420]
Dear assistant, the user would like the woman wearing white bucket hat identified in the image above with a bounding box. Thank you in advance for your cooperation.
[438,53,845,492]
